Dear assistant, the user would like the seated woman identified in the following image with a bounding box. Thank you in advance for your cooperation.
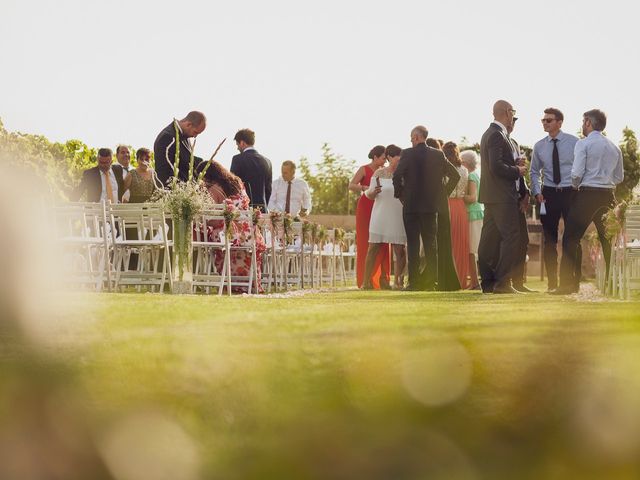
[196,161,266,292]
[122,148,161,203]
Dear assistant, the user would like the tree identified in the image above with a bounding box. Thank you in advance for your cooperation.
[299,143,358,215]
[617,127,640,202]
[0,118,96,199]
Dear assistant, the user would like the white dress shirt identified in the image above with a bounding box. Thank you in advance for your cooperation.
[268,177,312,215]
[118,163,133,201]
[572,131,624,189]
[100,169,119,203]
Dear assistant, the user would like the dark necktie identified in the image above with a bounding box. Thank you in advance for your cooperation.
[552,138,561,185]
[285,181,292,214]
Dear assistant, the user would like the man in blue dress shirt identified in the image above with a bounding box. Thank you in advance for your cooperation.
[530,108,579,292]
[554,109,624,295]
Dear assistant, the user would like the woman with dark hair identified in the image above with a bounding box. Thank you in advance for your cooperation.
[122,148,161,203]
[197,161,266,291]
[443,141,470,289]
[349,145,391,289]
[427,139,461,291]
[363,144,406,289]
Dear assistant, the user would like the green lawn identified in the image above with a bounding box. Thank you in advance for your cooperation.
[6,281,640,479]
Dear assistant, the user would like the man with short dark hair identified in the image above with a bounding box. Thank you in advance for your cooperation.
[530,107,580,292]
[153,111,206,186]
[554,109,624,295]
[268,161,312,216]
[230,128,272,212]
[72,148,125,203]
[393,125,460,291]
[477,100,528,294]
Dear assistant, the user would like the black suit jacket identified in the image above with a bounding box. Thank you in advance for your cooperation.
[478,123,521,204]
[393,143,460,214]
[230,148,272,209]
[153,121,203,187]
[72,166,125,203]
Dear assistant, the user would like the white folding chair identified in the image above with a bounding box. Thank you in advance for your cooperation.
[108,204,172,292]
[618,205,640,299]
[52,201,112,291]
[192,206,229,295]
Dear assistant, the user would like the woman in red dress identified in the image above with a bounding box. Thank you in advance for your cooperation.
[443,142,470,289]
[349,145,391,289]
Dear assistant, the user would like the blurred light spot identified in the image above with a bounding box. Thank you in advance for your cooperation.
[401,338,472,407]
[416,430,478,480]
[573,349,640,462]
[98,410,201,480]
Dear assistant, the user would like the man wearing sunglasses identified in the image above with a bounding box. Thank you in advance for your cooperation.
[530,108,579,293]
[478,100,528,294]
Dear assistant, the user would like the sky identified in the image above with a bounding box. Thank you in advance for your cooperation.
[2,0,639,172]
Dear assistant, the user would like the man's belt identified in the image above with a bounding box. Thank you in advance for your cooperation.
[578,186,614,192]
[542,186,573,192]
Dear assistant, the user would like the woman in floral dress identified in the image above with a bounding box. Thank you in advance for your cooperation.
[197,161,266,292]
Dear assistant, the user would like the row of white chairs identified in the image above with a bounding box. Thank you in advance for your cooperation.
[598,204,640,299]
[52,201,356,294]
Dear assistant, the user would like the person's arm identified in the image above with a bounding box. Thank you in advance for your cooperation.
[121,172,133,203]
[71,172,89,201]
[464,179,477,204]
[443,159,461,197]
[301,180,312,214]
[230,155,240,176]
[613,146,625,185]
[487,132,521,180]
[364,172,381,200]
[393,156,407,200]
[267,179,279,211]
[265,160,272,204]
[349,166,367,194]
[154,132,176,187]
[571,140,587,189]
[530,145,543,200]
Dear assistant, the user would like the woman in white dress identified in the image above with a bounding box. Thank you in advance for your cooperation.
[362,144,407,289]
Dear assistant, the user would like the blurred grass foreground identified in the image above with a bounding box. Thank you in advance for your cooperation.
[3,168,640,479]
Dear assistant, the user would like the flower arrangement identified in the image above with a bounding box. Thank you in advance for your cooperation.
[333,227,345,244]
[301,220,312,243]
[252,207,262,226]
[222,202,240,240]
[283,213,294,244]
[317,225,328,244]
[604,201,628,240]
[155,119,222,288]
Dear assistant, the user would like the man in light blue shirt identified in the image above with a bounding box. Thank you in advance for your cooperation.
[530,107,579,292]
[554,109,624,295]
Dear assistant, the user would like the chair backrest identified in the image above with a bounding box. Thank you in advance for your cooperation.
[52,202,108,240]
[624,205,640,243]
[194,207,226,244]
[108,203,168,242]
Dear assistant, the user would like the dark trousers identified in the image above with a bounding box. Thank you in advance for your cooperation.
[403,211,437,290]
[512,210,529,287]
[478,202,521,291]
[559,188,615,290]
[538,187,581,289]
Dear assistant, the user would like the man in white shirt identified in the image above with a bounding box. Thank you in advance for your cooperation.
[268,161,312,216]
[113,145,133,201]
[554,109,624,295]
